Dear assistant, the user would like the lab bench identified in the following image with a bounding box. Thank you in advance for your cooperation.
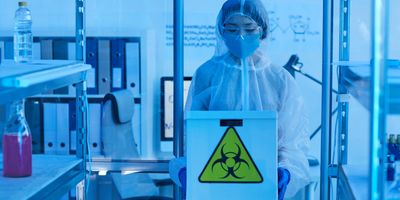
[0,59,91,199]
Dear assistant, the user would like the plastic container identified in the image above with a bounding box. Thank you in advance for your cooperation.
[13,1,32,63]
[2,100,32,177]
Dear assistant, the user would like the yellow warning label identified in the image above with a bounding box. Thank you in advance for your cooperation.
[198,127,263,183]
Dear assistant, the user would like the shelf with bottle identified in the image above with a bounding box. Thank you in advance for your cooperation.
[332,60,400,114]
[0,154,83,200]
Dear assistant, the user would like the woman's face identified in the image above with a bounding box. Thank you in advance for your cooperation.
[222,14,261,36]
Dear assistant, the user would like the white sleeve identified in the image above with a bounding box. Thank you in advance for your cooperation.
[277,70,311,198]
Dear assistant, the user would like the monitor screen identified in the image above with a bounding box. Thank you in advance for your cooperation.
[161,77,192,141]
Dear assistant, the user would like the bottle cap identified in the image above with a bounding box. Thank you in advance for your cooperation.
[18,2,28,7]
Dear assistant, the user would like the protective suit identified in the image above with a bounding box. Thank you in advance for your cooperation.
[185,0,311,197]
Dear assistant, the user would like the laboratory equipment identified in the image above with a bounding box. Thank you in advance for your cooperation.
[14,1,32,63]
[2,99,32,177]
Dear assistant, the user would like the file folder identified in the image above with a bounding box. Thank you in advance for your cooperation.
[111,39,126,91]
[125,42,141,96]
[25,99,43,154]
[32,42,41,60]
[40,40,53,60]
[69,101,77,154]
[132,101,141,155]
[86,38,98,94]
[53,40,69,94]
[68,42,77,96]
[56,103,70,155]
[4,41,13,59]
[40,40,54,94]
[43,103,57,155]
[89,103,101,155]
[98,40,111,94]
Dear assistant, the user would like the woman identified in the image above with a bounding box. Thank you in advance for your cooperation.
[170,0,310,199]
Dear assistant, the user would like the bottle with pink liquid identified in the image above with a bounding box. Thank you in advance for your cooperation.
[2,99,32,177]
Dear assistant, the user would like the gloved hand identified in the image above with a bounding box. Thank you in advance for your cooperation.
[179,167,187,197]
[278,167,291,200]
[169,157,187,188]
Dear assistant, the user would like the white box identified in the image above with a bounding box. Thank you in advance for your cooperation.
[186,111,277,200]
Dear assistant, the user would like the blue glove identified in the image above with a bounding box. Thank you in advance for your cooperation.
[278,167,291,200]
[179,167,187,198]
[169,157,187,198]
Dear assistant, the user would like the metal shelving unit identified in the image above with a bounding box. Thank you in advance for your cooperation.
[0,1,89,199]
[0,60,91,199]
[0,155,83,200]
[321,0,399,199]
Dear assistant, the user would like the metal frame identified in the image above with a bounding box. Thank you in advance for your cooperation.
[320,0,333,199]
[173,0,184,199]
[369,0,389,199]
[337,0,350,166]
[323,0,390,199]
[76,0,88,199]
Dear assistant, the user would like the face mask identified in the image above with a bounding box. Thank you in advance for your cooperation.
[223,33,261,59]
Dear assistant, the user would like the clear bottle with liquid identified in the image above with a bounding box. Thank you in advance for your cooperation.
[2,100,32,177]
[14,1,32,63]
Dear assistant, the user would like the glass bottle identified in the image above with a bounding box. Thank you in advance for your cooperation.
[2,99,32,177]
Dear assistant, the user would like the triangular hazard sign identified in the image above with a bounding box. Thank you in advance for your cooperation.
[198,127,263,183]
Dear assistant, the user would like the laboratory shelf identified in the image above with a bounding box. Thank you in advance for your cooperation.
[337,165,399,200]
[0,154,84,200]
[0,59,91,105]
[333,61,400,114]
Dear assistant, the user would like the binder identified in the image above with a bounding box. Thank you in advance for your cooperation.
[86,39,98,94]
[32,42,41,60]
[0,41,5,61]
[89,103,101,155]
[40,40,54,94]
[68,42,76,60]
[4,41,13,59]
[68,42,77,96]
[43,103,57,155]
[25,99,43,154]
[69,101,77,154]
[132,101,141,155]
[111,39,126,91]
[53,40,69,59]
[40,40,53,59]
[53,40,69,94]
[56,103,70,155]
[98,40,111,94]
[125,42,141,96]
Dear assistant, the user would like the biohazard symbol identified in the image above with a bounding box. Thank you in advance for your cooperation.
[198,127,263,183]
[212,144,249,179]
